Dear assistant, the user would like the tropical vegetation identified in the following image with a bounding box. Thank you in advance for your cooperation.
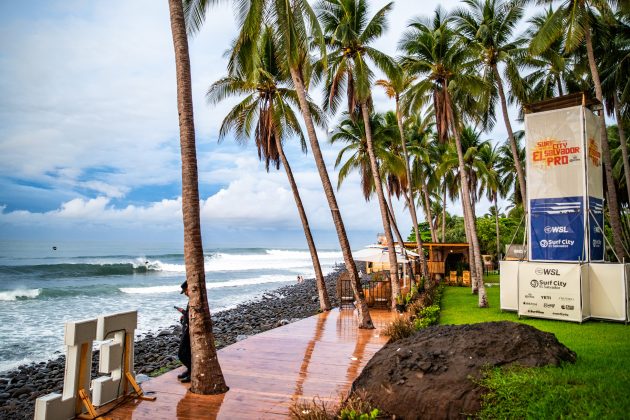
[172,0,630,391]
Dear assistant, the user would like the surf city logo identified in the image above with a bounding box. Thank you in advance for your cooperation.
[532,137,581,167]
[587,137,601,167]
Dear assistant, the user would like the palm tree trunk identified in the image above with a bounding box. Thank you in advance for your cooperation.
[274,127,331,311]
[446,92,488,307]
[557,78,564,96]
[493,65,527,207]
[288,67,373,328]
[361,103,401,309]
[395,99,429,278]
[494,192,501,260]
[442,184,447,242]
[385,186,413,279]
[613,93,630,209]
[585,28,627,260]
[422,185,438,242]
[167,0,228,395]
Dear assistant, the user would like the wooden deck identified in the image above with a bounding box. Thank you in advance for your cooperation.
[105,309,396,419]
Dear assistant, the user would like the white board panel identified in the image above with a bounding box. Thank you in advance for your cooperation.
[518,262,583,322]
[500,261,520,311]
[588,263,628,321]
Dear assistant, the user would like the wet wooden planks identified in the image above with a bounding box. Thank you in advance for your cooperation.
[104,309,395,419]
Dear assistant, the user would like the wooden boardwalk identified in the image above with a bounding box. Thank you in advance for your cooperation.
[106,309,395,419]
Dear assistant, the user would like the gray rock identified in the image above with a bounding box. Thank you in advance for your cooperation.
[235,335,248,342]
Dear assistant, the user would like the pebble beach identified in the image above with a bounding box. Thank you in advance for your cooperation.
[0,267,346,420]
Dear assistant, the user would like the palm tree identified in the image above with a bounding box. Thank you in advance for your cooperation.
[478,143,504,260]
[332,112,412,261]
[455,0,528,207]
[400,8,488,307]
[376,66,430,278]
[439,126,492,292]
[317,0,402,307]
[167,0,228,395]
[529,0,628,259]
[597,11,630,211]
[406,111,440,243]
[184,0,374,328]
[207,26,332,311]
[497,130,526,209]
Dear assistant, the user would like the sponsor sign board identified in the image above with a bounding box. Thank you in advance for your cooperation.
[525,106,604,262]
[499,261,519,311]
[530,196,584,261]
[518,262,584,322]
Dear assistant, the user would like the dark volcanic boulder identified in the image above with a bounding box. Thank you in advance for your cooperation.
[351,321,576,420]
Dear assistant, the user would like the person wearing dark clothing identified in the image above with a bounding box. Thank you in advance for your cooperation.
[176,280,191,383]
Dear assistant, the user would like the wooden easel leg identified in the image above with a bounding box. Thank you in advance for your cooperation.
[125,372,157,401]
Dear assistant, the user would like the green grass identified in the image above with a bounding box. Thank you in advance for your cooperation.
[483,273,500,283]
[440,286,630,419]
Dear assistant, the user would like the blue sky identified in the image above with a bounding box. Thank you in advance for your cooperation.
[0,0,523,249]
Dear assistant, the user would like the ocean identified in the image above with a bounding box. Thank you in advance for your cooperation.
[0,240,343,373]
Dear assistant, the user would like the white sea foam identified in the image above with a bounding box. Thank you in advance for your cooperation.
[119,285,180,294]
[119,274,297,295]
[0,289,41,301]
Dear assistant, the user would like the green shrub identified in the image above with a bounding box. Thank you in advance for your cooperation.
[339,408,379,420]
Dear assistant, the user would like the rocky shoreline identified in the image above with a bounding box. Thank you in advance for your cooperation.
[0,265,348,420]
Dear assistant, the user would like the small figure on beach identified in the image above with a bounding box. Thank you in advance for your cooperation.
[297,275,304,283]
[175,280,191,383]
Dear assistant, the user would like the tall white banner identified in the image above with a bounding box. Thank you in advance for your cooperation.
[584,108,604,261]
[526,105,596,262]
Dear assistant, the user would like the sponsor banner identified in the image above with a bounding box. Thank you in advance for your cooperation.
[525,106,585,200]
[530,196,585,261]
[588,197,605,261]
[518,262,583,322]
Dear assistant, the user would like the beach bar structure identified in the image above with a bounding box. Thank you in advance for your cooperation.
[400,242,471,280]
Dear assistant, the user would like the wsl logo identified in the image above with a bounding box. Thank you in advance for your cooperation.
[535,267,560,276]
[544,226,569,234]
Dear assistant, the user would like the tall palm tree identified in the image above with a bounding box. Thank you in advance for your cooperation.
[529,0,628,259]
[597,11,630,211]
[497,130,526,209]
[318,0,402,307]
[184,0,374,328]
[478,143,504,259]
[400,8,488,307]
[406,111,440,243]
[167,0,228,394]
[207,26,332,311]
[455,0,528,207]
[439,126,491,292]
[376,66,430,278]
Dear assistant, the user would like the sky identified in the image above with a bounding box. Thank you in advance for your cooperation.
[0,0,527,249]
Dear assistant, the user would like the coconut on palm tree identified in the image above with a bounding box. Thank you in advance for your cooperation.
[400,7,488,307]
[168,0,228,394]
[207,26,332,311]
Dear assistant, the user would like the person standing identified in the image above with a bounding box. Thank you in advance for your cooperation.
[176,280,191,383]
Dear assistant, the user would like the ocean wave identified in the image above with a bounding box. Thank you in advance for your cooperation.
[0,249,343,278]
[119,274,296,295]
[0,289,41,301]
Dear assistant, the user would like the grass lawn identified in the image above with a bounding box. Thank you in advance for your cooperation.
[440,285,630,419]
